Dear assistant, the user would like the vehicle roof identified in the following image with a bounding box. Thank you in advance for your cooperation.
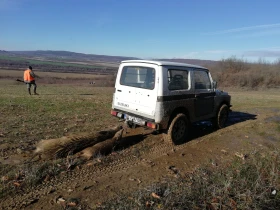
[121,60,207,69]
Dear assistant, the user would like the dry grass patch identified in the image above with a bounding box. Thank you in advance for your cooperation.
[100,151,280,209]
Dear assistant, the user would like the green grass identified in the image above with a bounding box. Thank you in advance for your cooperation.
[0,82,119,144]
[0,55,27,61]
[230,90,280,110]
[0,69,115,81]
[0,55,104,69]
[26,59,101,68]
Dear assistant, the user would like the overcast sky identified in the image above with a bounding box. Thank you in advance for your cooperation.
[1,0,280,61]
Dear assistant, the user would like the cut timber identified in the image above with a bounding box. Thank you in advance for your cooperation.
[35,126,122,159]
[78,129,124,160]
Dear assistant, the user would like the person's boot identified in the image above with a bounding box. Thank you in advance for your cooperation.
[34,87,39,95]
[28,88,31,95]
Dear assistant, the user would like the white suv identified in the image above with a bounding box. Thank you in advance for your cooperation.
[111,60,231,144]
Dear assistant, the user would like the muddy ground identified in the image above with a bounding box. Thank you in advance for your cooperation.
[0,89,280,209]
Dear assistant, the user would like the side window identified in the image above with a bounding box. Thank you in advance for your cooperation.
[168,69,189,90]
[194,70,211,89]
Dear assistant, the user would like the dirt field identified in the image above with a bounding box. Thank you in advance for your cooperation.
[0,78,279,209]
[0,70,116,87]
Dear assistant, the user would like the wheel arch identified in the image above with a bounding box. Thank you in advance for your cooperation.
[167,107,190,128]
[215,100,230,114]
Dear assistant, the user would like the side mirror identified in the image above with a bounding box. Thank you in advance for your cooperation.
[212,81,217,89]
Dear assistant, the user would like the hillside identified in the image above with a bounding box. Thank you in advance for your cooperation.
[0,50,123,74]
[0,50,219,76]
[0,50,218,66]
[0,50,138,63]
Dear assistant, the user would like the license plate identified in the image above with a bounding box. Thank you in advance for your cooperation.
[125,115,145,125]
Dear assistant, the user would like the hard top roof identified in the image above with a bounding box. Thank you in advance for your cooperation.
[121,60,207,69]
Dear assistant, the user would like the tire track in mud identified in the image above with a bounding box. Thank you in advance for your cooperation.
[1,155,138,209]
[1,140,175,209]
[1,113,264,209]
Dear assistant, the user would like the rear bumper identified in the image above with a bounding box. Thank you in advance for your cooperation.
[111,109,159,130]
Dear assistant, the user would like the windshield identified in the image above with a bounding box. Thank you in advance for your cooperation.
[120,66,155,90]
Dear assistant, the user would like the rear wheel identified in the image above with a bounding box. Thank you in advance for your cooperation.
[213,104,229,129]
[165,113,189,145]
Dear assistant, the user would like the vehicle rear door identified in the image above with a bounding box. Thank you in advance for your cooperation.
[114,64,158,118]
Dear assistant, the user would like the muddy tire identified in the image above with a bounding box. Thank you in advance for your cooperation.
[213,104,229,129]
[164,113,189,145]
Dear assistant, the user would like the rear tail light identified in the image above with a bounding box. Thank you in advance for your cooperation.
[111,110,117,116]
[147,122,157,129]
[111,110,124,119]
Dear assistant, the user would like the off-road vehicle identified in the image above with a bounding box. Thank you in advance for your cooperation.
[111,60,231,144]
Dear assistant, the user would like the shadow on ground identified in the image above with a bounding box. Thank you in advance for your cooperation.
[189,111,257,142]
[114,111,258,149]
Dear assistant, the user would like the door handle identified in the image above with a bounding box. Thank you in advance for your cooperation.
[117,89,122,92]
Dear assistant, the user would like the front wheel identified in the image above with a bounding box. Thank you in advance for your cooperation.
[213,104,229,129]
[165,113,189,145]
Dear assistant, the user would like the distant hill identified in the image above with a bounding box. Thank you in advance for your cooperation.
[0,50,11,55]
[0,50,219,75]
[5,50,138,63]
[0,50,218,66]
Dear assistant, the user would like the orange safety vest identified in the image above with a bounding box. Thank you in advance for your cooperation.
[24,69,35,82]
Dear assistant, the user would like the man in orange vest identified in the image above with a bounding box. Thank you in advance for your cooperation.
[24,66,38,95]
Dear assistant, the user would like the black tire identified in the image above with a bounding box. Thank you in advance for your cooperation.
[213,104,229,129]
[165,113,189,145]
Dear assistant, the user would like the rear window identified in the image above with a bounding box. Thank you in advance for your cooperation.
[120,66,155,90]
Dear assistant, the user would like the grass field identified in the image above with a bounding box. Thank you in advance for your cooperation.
[0,69,109,78]
[0,76,280,209]
[0,79,120,201]
[0,69,116,86]
[0,81,118,145]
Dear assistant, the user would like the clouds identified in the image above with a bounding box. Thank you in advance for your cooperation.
[204,50,229,54]
[243,48,280,58]
[181,52,200,59]
[203,23,280,35]
[179,47,280,61]
[180,50,231,60]
[196,23,280,61]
